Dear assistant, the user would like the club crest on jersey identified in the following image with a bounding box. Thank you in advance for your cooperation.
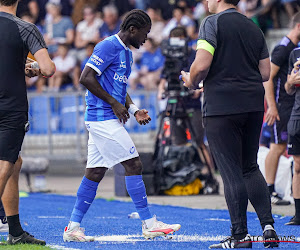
[120,60,126,69]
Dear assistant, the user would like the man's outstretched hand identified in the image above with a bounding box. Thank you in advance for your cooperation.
[135,109,151,125]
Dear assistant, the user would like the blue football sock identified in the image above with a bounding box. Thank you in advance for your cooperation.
[125,175,152,220]
[70,176,99,223]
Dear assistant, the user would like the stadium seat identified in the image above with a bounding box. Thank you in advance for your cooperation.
[29,96,49,134]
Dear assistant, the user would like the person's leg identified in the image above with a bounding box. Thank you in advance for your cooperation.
[2,157,22,237]
[122,157,181,238]
[241,112,275,229]
[205,114,248,240]
[292,155,300,220]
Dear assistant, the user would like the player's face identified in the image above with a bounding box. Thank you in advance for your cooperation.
[130,25,151,49]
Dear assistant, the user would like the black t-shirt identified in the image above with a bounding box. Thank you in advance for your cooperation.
[0,12,47,112]
[271,36,296,107]
[198,9,269,117]
[288,48,300,120]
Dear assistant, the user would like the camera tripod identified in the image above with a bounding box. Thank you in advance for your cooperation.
[153,90,219,195]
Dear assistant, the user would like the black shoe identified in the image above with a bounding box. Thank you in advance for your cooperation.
[7,231,46,245]
[209,234,252,248]
[270,192,290,205]
[263,225,279,248]
[285,216,300,225]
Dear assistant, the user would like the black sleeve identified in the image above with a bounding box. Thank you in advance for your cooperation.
[271,45,287,67]
[198,16,218,49]
[26,24,47,55]
[260,38,269,60]
[288,50,296,75]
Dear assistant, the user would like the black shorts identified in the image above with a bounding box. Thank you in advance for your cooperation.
[170,109,204,146]
[270,104,292,144]
[287,119,300,155]
[0,111,28,163]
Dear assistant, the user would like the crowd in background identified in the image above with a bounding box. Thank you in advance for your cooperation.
[20,0,300,92]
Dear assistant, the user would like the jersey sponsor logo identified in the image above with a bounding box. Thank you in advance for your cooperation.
[91,54,104,66]
[86,123,90,129]
[114,73,128,83]
[120,60,126,69]
[288,144,293,148]
[130,146,135,154]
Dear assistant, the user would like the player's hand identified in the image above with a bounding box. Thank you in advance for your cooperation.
[135,109,151,125]
[111,101,130,124]
[289,67,300,86]
[265,106,280,126]
[181,71,191,88]
[24,66,41,78]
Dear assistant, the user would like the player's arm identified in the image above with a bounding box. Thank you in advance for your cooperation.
[181,17,216,89]
[33,49,56,77]
[263,62,280,125]
[285,68,300,95]
[80,66,129,123]
[125,93,151,125]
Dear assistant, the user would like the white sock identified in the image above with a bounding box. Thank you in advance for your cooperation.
[145,217,155,229]
[68,221,80,230]
[264,224,274,232]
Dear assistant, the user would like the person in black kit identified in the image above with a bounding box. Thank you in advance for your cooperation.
[284,46,300,226]
[0,0,55,245]
[264,12,300,206]
[181,0,279,248]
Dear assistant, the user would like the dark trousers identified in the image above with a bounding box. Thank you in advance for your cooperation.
[204,112,274,237]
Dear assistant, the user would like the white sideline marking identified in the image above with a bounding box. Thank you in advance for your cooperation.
[38,216,66,219]
[205,218,230,222]
[95,216,119,219]
[94,234,226,243]
[49,245,79,250]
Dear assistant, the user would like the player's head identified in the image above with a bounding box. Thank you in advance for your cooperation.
[120,9,152,49]
[0,0,18,6]
[291,12,300,39]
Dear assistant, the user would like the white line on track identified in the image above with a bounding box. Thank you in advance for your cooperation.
[38,216,66,219]
[49,244,79,250]
[94,234,226,243]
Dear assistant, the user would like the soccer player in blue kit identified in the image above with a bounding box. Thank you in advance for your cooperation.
[63,9,181,242]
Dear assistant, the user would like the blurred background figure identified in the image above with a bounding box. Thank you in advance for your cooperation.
[43,2,74,56]
[99,4,121,40]
[129,38,164,90]
[74,5,102,61]
[146,7,165,45]
[162,5,196,39]
[17,0,39,24]
[48,44,76,92]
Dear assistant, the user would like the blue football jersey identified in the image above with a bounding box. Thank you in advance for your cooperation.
[84,34,133,121]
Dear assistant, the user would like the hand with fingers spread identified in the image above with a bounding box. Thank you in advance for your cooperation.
[135,109,151,125]
[111,100,130,124]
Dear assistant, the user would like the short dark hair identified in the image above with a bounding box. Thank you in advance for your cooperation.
[291,11,300,28]
[121,9,151,32]
[169,26,188,38]
[0,0,18,6]
[224,0,240,6]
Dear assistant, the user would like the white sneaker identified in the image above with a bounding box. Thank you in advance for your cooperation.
[0,217,8,232]
[63,226,94,242]
[142,215,181,239]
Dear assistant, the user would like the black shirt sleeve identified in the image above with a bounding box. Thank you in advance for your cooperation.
[271,45,287,67]
[26,24,47,55]
[198,16,217,49]
[260,38,269,60]
[288,50,296,75]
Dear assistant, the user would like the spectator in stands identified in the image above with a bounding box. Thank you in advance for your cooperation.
[48,43,76,92]
[43,2,74,56]
[98,0,134,17]
[162,5,196,39]
[193,0,210,25]
[99,4,121,40]
[72,0,100,26]
[282,0,299,21]
[146,7,165,45]
[75,5,102,61]
[129,38,164,90]
[16,0,39,23]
